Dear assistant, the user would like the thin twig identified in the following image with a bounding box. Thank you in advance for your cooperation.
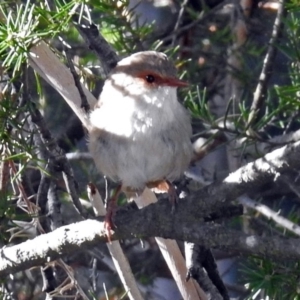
[65,49,90,112]
[238,195,300,236]
[0,150,9,196]
[162,0,232,43]
[247,0,286,128]
[279,171,300,199]
[61,158,86,217]
[171,0,189,47]
[192,131,227,163]
[23,70,87,219]
[73,17,119,76]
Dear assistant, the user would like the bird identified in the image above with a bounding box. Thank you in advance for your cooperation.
[88,51,193,229]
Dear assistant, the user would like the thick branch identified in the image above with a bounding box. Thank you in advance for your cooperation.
[2,140,300,277]
[2,210,300,278]
[192,140,300,214]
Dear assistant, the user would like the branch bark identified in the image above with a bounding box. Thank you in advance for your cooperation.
[2,140,300,278]
[2,208,300,278]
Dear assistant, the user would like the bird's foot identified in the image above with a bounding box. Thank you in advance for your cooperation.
[104,184,122,243]
[146,180,178,212]
[104,205,115,243]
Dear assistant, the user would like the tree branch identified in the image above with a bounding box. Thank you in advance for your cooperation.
[2,139,300,277]
[2,205,300,279]
[73,17,119,76]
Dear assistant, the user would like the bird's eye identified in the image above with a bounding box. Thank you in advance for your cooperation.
[145,74,155,83]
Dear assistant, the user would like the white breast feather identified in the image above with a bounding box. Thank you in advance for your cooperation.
[89,76,192,190]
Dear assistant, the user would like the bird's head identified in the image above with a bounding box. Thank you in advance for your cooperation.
[107,51,188,100]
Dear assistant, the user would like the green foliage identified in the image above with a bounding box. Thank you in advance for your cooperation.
[0,1,76,76]
[0,96,34,242]
[0,97,34,154]
[241,257,300,300]
[185,86,211,121]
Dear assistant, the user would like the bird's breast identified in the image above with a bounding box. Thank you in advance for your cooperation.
[89,86,192,189]
[90,89,173,139]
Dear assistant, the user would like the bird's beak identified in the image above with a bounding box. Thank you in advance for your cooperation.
[164,77,189,88]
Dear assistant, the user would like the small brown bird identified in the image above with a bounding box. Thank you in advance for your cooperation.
[89,51,193,223]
